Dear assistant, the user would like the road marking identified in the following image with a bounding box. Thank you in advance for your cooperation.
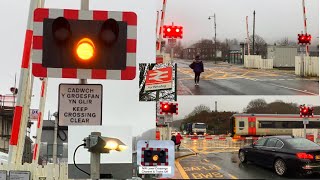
[175,156,193,179]
[228,173,238,179]
[178,80,194,95]
[269,83,318,95]
[203,159,209,163]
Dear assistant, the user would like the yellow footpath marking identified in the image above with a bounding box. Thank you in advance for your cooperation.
[175,156,193,179]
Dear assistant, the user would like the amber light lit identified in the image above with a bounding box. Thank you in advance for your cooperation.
[76,38,95,60]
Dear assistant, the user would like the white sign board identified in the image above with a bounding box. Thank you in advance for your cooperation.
[0,171,6,180]
[29,109,39,121]
[58,84,103,126]
[137,140,175,178]
[9,171,30,180]
[139,166,171,174]
[303,119,309,125]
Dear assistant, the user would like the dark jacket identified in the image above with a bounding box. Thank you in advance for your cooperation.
[191,60,204,73]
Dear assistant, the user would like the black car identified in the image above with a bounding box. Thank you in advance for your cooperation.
[238,136,320,176]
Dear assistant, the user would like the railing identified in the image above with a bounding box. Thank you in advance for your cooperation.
[0,163,68,179]
[244,55,273,69]
[295,56,319,77]
[0,95,16,110]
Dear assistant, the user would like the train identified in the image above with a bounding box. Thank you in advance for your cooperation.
[230,114,320,138]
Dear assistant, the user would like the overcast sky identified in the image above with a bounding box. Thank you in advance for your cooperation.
[157,0,319,46]
[174,96,320,120]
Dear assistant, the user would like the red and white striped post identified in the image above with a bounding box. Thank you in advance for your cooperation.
[32,78,48,164]
[246,16,250,55]
[8,0,40,165]
[156,11,159,37]
[157,0,167,53]
[302,0,309,56]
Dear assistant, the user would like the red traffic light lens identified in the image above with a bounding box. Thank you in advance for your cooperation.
[100,19,119,46]
[167,28,171,32]
[163,104,169,110]
[52,17,71,43]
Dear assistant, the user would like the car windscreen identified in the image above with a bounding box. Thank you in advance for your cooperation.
[194,124,206,128]
[286,138,320,148]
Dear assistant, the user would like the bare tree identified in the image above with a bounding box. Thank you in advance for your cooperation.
[243,99,268,113]
[275,37,296,46]
[250,35,267,57]
[185,104,211,118]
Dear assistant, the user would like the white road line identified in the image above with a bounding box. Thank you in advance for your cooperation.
[178,80,194,95]
[269,83,318,95]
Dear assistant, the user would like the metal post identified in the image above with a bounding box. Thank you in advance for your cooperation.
[214,13,217,64]
[156,11,159,37]
[174,63,177,101]
[171,46,174,62]
[304,123,307,138]
[90,132,101,179]
[252,11,256,55]
[80,0,89,84]
[156,90,160,101]
[246,16,250,55]
[52,113,58,164]
[302,0,309,56]
[170,22,174,63]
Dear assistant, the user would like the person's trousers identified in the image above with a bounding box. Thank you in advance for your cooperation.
[194,72,201,83]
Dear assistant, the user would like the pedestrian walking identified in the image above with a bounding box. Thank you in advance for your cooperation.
[189,55,204,86]
[175,133,183,151]
[171,134,176,145]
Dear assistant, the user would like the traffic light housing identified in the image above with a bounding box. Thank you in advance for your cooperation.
[159,102,178,115]
[10,87,18,95]
[32,8,137,80]
[141,147,168,166]
[300,105,314,117]
[83,134,127,153]
[298,33,312,45]
[163,25,183,39]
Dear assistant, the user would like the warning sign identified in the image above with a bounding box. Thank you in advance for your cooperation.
[58,84,102,126]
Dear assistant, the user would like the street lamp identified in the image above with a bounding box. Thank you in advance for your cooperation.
[208,14,217,64]
[74,132,128,179]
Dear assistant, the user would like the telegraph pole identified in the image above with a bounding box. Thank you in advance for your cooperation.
[252,10,256,55]
[208,13,217,64]
[214,13,217,64]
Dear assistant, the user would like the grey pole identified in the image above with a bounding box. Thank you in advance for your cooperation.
[52,112,58,164]
[252,11,256,55]
[214,13,217,64]
[90,132,101,179]
[80,0,89,84]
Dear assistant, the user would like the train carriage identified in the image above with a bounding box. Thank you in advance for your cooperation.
[230,114,320,138]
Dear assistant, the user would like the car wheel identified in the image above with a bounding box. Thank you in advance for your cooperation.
[239,150,247,163]
[274,158,287,176]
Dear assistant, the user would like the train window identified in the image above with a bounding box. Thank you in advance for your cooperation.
[259,121,273,128]
[239,121,244,128]
[266,138,277,147]
[308,121,320,128]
